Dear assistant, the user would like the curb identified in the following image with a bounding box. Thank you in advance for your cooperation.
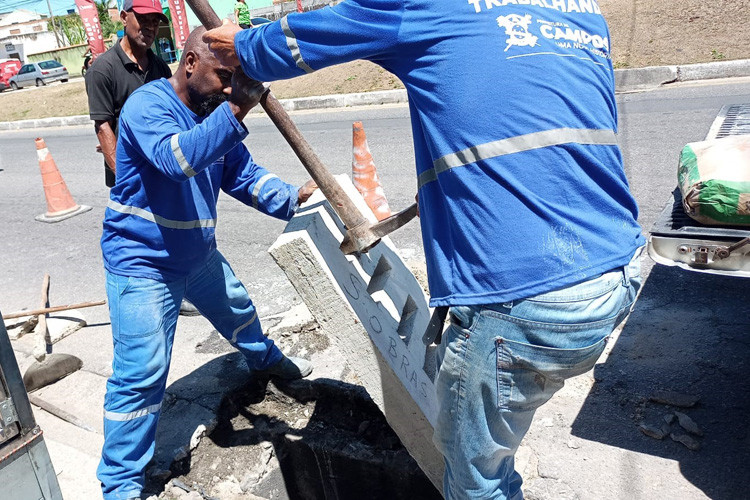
[269,88,408,112]
[614,58,750,92]
[0,90,410,131]
[2,59,749,131]
[0,114,91,131]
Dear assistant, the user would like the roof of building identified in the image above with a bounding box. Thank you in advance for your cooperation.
[0,9,44,27]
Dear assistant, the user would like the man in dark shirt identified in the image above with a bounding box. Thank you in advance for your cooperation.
[86,0,204,316]
[85,0,172,188]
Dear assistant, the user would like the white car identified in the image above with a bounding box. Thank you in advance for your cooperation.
[9,60,69,89]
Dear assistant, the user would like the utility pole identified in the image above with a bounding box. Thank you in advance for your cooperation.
[45,0,62,48]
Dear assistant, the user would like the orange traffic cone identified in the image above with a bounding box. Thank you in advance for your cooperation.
[352,121,391,221]
[34,138,92,223]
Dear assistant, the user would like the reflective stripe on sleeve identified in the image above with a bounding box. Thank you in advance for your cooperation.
[171,134,198,178]
[280,16,314,74]
[104,402,162,422]
[418,128,618,189]
[251,173,279,210]
[108,199,217,229]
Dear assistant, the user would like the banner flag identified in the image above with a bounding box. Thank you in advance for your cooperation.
[74,0,106,58]
[167,0,189,50]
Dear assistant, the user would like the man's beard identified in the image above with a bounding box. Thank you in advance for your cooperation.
[189,87,228,116]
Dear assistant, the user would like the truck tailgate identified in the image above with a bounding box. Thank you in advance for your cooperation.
[648,104,750,276]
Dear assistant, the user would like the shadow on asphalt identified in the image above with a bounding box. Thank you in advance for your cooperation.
[146,352,440,499]
[572,264,750,499]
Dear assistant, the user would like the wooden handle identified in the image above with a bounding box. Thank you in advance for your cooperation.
[185,0,370,234]
[3,300,106,320]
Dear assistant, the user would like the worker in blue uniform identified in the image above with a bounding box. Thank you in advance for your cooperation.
[97,27,317,500]
[206,0,645,498]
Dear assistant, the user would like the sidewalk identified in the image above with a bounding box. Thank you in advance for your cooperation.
[1,59,750,131]
[6,302,322,499]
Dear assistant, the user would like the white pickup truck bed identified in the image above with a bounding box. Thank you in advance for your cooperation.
[647,104,750,277]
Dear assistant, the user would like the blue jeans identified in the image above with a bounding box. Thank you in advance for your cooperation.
[97,251,282,500]
[433,248,642,499]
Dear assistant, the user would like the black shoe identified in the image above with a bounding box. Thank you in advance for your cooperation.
[258,356,313,380]
[179,298,201,317]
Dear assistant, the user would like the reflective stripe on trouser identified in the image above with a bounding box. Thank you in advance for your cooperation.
[97,251,282,499]
[433,247,642,500]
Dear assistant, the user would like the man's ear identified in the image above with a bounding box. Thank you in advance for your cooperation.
[120,10,128,25]
[184,51,198,74]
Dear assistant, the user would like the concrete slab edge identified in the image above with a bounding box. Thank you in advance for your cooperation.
[2,59,749,130]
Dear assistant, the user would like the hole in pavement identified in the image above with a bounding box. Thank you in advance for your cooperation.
[155,377,441,500]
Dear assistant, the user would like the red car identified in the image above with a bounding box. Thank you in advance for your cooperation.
[0,59,22,91]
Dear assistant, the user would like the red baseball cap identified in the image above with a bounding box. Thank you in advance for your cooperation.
[123,0,169,24]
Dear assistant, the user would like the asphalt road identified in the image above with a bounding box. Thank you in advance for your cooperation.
[1,77,750,499]
[2,79,749,317]
[0,103,421,319]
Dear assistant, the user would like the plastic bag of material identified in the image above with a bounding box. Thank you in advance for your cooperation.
[678,135,750,226]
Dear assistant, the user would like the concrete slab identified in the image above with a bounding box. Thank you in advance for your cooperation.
[33,369,106,434]
[46,309,87,344]
[270,176,444,492]
[5,308,88,344]
[32,403,104,498]
[4,316,37,340]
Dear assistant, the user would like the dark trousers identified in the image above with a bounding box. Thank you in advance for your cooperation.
[105,160,115,188]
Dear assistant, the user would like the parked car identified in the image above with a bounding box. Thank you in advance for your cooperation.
[8,60,68,90]
[0,59,22,89]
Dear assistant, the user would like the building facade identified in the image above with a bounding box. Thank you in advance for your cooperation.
[0,9,59,62]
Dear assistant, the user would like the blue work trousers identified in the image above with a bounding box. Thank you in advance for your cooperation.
[97,250,282,499]
[434,248,642,499]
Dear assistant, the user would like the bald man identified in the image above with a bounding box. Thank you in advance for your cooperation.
[97,27,317,500]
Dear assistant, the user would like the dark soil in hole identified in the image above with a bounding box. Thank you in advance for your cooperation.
[151,377,441,499]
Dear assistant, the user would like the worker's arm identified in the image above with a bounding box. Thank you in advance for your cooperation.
[119,97,243,181]
[221,142,317,220]
[234,8,239,23]
[118,76,266,181]
[85,65,119,170]
[219,67,317,219]
[94,120,117,175]
[204,0,402,81]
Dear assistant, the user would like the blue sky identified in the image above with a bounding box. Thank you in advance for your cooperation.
[0,0,108,16]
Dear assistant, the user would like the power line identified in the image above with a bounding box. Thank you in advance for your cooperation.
[0,0,48,10]
[0,0,75,15]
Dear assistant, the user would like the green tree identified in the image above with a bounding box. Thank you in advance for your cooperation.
[47,14,86,45]
[47,1,122,46]
[96,0,123,39]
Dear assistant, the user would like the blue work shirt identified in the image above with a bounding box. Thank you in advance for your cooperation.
[102,78,299,281]
[234,0,645,306]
